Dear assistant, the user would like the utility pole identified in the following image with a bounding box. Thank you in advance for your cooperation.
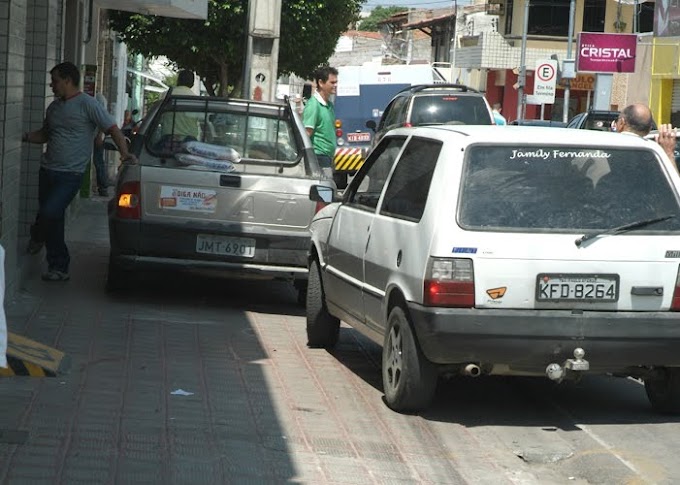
[562,0,576,123]
[516,0,529,121]
[243,0,282,102]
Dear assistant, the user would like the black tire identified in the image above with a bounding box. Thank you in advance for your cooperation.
[382,306,437,412]
[645,368,680,414]
[306,259,340,348]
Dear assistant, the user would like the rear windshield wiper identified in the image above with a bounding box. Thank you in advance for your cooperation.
[575,215,675,247]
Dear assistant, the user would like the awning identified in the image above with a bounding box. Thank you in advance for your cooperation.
[97,0,207,20]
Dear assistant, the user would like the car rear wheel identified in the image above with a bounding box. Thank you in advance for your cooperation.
[645,368,680,414]
[306,259,340,348]
[382,306,437,412]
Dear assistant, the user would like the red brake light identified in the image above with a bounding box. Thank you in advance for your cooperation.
[314,201,328,214]
[336,128,343,137]
[403,122,412,128]
[116,181,141,219]
[671,267,680,311]
[423,258,475,307]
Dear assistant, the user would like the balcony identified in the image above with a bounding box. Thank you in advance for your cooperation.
[98,0,208,19]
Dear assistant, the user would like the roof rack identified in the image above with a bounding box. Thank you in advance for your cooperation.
[397,83,480,95]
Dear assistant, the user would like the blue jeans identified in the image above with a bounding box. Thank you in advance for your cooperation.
[31,168,84,273]
[92,142,109,189]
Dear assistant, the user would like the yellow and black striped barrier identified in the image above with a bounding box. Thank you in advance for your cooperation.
[0,333,70,377]
[334,148,365,172]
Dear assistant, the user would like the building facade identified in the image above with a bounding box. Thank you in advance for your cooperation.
[455,0,656,122]
[0,0,206,295]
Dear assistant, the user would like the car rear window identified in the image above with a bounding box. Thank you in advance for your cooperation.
[410,94,492,126]
[145,100,300,167]
[459,145,680,232]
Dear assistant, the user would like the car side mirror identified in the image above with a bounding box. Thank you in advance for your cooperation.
[309,185,335,203]
[365,120,377,132]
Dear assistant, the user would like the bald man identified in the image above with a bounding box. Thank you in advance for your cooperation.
[613,103,677,171]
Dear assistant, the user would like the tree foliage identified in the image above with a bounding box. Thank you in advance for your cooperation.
[358,6,408,32]
[108,0,364,96]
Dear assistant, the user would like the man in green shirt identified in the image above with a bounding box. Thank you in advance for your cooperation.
[303,66,338,180]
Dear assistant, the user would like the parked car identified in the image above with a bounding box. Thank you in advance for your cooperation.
[365,84,494,148]
[307,125,680,413]
[107,91,334,303]
[566,110,622,131]
[510,119,567,128]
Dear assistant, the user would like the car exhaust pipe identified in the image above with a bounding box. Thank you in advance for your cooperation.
[463,363,481,377]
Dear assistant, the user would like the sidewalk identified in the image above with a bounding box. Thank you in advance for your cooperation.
[0,198,303,484]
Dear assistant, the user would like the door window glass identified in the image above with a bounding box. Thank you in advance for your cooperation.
[380,138,442,221]
[380,96,408,130]
[346,137,406,211]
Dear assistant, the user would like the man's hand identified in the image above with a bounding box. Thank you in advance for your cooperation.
[119,153,138,165]
[657,123,678,170]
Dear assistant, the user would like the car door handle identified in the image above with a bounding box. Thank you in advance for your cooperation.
[631,287,663,296]
[220,174,241,187]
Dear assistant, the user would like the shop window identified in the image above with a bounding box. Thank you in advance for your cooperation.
[528,0,570,36]
[583,0,605,32]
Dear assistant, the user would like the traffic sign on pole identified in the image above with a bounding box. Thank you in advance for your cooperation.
[533,59,557,105]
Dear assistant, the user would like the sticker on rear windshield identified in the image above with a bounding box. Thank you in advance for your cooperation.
[666,250,680,258]
[452,247,477,254]
[159,186,217,213]
[509,149,611,160]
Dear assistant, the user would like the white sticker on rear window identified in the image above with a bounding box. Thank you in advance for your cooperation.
[159,186,217,213]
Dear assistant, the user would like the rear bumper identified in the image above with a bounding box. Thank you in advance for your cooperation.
[109,218,309,280]
[407,303,680,372]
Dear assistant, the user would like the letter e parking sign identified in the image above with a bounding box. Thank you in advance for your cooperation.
[533,59,557,104]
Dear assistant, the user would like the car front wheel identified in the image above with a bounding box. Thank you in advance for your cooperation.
[382,306,437,412]
[645,368,680,414]
[306,259,340,348]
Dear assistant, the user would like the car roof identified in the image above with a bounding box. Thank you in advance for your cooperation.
[387,125,665,150]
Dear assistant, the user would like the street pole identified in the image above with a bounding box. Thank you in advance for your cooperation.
[243,0,282,101]
[517,0,529,121]
[562,0,576,123]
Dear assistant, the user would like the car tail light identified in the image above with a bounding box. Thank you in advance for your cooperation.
[424,258,475,307]
[336,128,343,137]
[334,119,343,138]
[116,181,141,219]
[671,267,680,311]
[314,201,327,214]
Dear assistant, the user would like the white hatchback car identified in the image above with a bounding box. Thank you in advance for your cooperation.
[307,125,680,413]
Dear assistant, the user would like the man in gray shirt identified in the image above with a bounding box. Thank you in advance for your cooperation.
[22,61,134,281]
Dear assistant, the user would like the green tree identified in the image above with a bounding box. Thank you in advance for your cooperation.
[358,6,408,32]
[109,0,364,97]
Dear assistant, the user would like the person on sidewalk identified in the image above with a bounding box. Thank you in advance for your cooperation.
[303,66,339,181]
[22,61,135,282]
[492,102,507,125]
[92,93,111,196]
[157,70,200,152]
